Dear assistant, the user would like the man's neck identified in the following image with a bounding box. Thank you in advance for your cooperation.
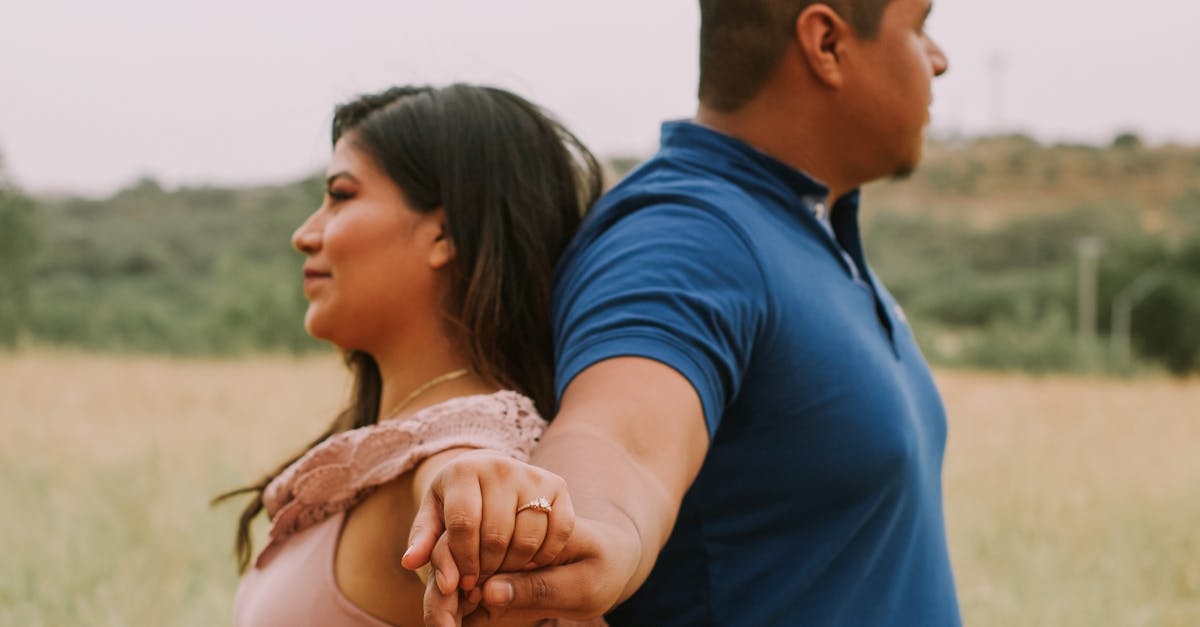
[694,102,858,205]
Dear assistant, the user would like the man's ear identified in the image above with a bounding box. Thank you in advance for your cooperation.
[795,4,850,89]
[426,208,456,270]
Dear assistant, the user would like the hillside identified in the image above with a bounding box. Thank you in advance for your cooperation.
[866,134,1200,236]
[2,135,1198,373]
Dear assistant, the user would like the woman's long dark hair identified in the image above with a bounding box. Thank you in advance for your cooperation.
[215,84,603,572]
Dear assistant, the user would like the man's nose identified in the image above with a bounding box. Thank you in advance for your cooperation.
[929,38,949,77]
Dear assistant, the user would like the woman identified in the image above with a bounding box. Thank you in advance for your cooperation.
[219,84,602,626]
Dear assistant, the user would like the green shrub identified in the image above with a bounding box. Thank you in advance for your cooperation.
[0,185,40,347]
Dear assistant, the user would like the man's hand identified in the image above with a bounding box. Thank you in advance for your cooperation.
[419,518,633,627]
[461,516,640,626]
[403,450,577,593]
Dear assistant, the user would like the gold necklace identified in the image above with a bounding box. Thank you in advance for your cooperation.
[381,368,470,420]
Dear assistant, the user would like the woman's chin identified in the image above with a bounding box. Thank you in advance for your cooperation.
[303,311,336,345]
[304,316,361,353]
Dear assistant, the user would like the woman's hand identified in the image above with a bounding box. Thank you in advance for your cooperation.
[422,532,486,626]
[402,450,576,593]
[422,533,470,625]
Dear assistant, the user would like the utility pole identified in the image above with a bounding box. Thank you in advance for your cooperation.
[988,52,1008,134]
[1110,269,1166,374]
[1076,237,1103,371]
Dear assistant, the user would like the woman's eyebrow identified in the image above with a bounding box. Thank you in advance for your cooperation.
[325,172,358,187]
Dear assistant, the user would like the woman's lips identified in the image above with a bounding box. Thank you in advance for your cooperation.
[303,270,331,292]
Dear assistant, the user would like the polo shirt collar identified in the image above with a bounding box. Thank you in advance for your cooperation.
[658,120,862,219]
[657,120,895,348]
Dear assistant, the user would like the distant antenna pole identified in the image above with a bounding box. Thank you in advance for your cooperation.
[1076,237,1103,371]
[1110,269,1166,373]
[988,52,1008,134]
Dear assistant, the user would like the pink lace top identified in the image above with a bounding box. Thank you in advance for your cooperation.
[235,390,607,627]
[255,390,547,569]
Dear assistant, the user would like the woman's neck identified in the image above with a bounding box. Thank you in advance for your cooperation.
[371,332,496,423]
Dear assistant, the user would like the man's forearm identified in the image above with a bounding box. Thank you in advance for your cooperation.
[531,424,681,602]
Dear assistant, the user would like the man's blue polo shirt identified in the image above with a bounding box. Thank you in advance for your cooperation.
[552,121,961,625]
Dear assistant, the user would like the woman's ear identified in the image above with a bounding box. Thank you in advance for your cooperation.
[426,208,456,269]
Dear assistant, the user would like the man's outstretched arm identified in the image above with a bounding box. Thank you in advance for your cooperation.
[523,356,710,598]
[409,356,710,624]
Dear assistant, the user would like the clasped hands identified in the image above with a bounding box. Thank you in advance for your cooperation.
[401,450,637,626]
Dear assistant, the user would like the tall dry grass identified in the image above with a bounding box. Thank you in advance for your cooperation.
[939,371,1200,626]
[1,352,1198,626]
[0,351,346,627]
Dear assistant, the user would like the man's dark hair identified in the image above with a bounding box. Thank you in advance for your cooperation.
[698,0,893,111]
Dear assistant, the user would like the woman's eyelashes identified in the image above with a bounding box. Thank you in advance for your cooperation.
[326,188,354,202]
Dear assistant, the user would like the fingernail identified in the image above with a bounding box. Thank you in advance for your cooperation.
[401,545,413,561]
[488,581,514,606]
[460,575,477,591]
[523,562,537,571]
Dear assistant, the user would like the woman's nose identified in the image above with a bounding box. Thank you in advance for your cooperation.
[292,212,322,254]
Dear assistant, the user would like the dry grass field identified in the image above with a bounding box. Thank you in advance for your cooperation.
[2,351,1198,626]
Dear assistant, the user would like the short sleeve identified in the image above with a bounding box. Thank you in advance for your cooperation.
[552,202,768,435]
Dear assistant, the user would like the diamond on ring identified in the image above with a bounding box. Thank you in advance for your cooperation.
[517,497,553,515]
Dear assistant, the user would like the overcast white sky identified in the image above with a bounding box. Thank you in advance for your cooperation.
[1,0,1197,196]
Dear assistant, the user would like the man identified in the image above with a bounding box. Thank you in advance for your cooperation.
[409,0,958,623]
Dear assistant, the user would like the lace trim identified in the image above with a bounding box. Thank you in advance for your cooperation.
[255,390,545,567]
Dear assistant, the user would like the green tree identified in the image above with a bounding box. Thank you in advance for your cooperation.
[0,168,41,347]
[1111,130,1143,151]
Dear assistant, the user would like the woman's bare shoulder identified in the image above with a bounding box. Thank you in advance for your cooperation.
[335,476,426,625]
